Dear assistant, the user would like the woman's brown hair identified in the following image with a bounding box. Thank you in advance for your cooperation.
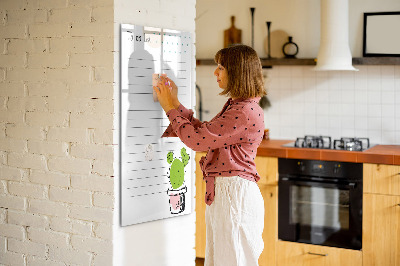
[214,44,266,99]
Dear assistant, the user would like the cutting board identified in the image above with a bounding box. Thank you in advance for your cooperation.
[224,16,242,48]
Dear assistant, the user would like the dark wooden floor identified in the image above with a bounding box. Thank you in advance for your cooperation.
[195,257,204,266]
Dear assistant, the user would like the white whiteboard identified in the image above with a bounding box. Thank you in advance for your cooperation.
[120,24,193,226]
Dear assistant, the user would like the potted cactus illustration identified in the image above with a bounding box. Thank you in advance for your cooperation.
[166,147,190,214]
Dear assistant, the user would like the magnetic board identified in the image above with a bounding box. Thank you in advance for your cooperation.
[120,24,193,226]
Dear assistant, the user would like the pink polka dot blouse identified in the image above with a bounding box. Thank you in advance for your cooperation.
[162,97,265,205]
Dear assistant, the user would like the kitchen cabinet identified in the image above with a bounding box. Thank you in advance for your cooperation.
[254,156,278,186]
[256,156,278,266]
[195,154,400,265]
[363,164,400,266]
[195,154,279,266]
[363,193,400,266]
[195,152,207,258]
[259,184,278,266]
[363,163,400,196]
[276,241,362,266]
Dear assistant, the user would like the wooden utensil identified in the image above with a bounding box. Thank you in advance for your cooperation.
[224,16,242,48]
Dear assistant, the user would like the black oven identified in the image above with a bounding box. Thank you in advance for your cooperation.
[278,158,362,250]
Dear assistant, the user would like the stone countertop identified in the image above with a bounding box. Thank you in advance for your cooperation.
[256,139,400,165]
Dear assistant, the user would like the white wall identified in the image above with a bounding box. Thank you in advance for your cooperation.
[0,0,115,265]
[196,0,400,58]
[113,1,197,266]
[196,0,400,145]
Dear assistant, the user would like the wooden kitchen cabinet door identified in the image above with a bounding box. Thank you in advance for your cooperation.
[259,185,278,266]
[363,193,400,266]
[255,156,278,186]
[276,241,362,266]
[364,164,400,196]
[195,152,207,258]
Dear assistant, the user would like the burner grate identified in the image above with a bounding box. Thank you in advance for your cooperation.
[295,135,332,149]
[287,136,371,151]
[333,137,370,151]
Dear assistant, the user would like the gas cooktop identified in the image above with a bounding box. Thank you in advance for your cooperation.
[282,135,375,151]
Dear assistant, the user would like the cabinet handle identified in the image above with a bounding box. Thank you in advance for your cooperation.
[307,252,328,257]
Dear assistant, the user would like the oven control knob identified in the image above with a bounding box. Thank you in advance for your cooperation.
[334,164,341,174]
[297,161,305,171]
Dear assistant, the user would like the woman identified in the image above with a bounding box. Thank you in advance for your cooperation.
[154,44,266,266]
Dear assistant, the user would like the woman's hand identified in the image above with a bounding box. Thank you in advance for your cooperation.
[166,77,180,109]
[153,76,175,113]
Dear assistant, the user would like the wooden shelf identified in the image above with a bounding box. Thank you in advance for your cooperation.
[260,58,316,67]
[196,57,400,67]
[352,57,400,65]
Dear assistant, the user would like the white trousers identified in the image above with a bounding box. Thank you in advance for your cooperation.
[205,176,264,266]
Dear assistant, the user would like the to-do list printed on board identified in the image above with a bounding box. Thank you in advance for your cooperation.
[120,24,193,226]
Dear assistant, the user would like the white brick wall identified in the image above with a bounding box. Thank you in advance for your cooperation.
[0,0,114,265]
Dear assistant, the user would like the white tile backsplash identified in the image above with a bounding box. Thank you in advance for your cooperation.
[382,90,395,104]
[367,91,381,105]
[381,66,395,77]
[382,105,395,118]
[396,118,400,132]
[195,65,400,144]
[367,104,382,118]
[382,79,395,91]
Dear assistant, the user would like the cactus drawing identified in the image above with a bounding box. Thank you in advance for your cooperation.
[167,147,190,214]
[167,147,190,189]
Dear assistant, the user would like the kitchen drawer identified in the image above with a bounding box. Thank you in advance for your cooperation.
[363,193,400,266]
[364,163,400,196]
[255,156,278,186]
[276,240,362,266]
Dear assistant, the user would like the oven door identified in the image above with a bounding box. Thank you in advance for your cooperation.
[278,176,362,250]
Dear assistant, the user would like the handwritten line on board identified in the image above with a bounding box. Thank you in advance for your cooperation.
[129,143,159,146]
[128,182,170,189]
[128,150,164,154]
[128,166,168,170]
[135,158,164,163]
[126,135,159,138]
[130,191,164,198]
[128,174,168,180]
[129,58,158,61]
[128,67,154,69]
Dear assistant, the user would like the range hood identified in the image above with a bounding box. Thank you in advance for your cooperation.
[314,0,358,71]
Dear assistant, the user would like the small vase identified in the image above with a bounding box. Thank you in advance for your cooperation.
[282,36,299,58]
[167,186,187,214]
